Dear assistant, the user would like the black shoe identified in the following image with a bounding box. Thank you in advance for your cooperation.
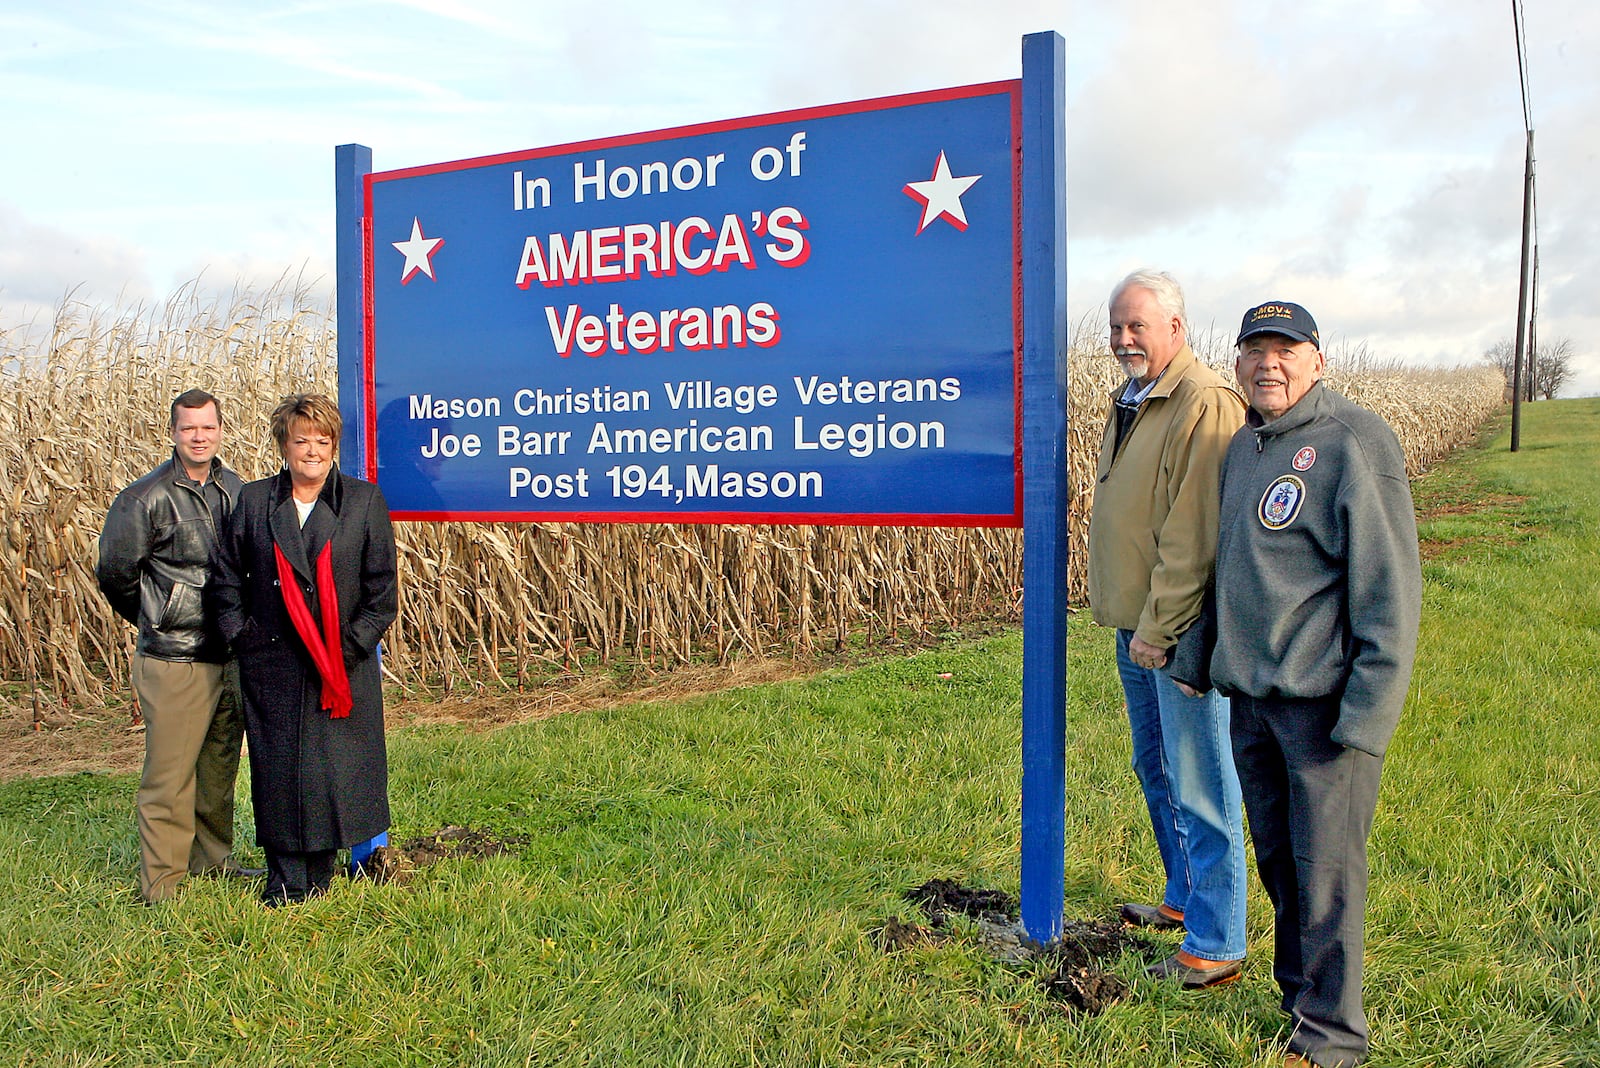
[261,884,325,908]
[1119,901,1186,931]
[1144,953,1244,988]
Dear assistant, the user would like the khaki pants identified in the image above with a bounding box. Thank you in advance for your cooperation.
[132,656,244,903]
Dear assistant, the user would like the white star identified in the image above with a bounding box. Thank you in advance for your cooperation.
[392,217,444,284]
[903,151,982,234]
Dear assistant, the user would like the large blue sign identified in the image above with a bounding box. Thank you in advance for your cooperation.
[358,82,1021,525]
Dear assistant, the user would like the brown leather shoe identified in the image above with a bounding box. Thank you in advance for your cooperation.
[1284,1053,1315,1067]
[1144,953,1244,988]
[1119,901,1186,930]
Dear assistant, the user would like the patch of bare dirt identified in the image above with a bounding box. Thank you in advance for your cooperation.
[384,655,822,732]
[5,619,1015,784]
[1415,491,1528,521]
[0,699,146,783]
[0,655,829,784]
[1414,490,1535,560]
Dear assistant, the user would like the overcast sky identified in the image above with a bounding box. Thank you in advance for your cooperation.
[3,0,1595,393]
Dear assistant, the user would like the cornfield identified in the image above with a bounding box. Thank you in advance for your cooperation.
[0,283,1504,712]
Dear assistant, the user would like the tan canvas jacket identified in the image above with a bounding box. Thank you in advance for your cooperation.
[1086,344,1245,649]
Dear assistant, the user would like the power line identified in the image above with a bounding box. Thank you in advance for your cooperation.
[1512,0,1533,132]
[1510,0,1538,265]
[1522,2,1539,266]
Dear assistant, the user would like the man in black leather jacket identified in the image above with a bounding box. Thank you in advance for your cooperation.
[97,389,254,902]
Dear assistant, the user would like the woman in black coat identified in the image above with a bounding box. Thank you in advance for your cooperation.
[211,394,398,905]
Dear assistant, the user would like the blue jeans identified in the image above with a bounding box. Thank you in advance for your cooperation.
[1116,629,1249,961]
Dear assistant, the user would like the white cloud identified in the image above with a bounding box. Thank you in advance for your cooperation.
[0,202,155,307]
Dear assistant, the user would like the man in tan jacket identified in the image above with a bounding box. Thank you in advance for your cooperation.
[1087,269,1249,987]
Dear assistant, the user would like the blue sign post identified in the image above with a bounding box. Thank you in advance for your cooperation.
[1017,31,1068,944]
[337,30,1067,941]
[334,142,372,465]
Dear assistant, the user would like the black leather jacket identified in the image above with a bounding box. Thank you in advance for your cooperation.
[97,454,243,662]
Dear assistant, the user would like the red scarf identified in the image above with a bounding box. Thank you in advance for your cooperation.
[274,542,354,718]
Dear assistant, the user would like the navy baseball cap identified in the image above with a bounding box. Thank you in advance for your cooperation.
[1236,301,1320,347]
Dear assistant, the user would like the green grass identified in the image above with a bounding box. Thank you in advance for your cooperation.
[3,401,1597,1067]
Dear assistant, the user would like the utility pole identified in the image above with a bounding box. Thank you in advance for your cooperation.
[1526,247,1539,401]
[1510,128,1533,450]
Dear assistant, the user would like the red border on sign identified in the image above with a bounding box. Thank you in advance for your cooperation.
[1009,85,1024,526]
[362,79,1024,528]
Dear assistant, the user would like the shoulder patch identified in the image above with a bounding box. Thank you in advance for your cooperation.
[1259,475,1306,530]
[1292,446,1316,471]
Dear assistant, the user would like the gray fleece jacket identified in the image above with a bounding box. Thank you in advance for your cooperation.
[1208,381,1421,758]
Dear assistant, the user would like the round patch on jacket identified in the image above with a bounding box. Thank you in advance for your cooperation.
[1259,475,1306,529]
[1292,446,1316,471]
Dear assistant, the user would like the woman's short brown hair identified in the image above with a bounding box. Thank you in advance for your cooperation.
[270,394,343,454]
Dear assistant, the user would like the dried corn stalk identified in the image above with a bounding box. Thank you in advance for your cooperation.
[0,287,1503,705]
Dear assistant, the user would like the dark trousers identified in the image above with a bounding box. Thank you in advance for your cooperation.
[263,848,336,905]
[1231,694,1384,1068]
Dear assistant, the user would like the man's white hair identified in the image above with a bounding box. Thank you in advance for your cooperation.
[1110,269,1188,331]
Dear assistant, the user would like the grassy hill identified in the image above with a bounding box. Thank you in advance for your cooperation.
[1,400,1595,1067]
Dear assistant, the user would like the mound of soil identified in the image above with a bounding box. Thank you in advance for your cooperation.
[904,877,1017,925]
[396,825,529,864]
[884,879,1155,1017]
[358,825,528,885]
[1036,919,1150,1015]
[873,914,951,952]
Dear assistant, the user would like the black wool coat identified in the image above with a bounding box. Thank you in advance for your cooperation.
[209,466,398,853]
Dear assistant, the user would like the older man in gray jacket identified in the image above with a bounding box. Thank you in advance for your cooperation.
[1211,302,1421,1068]
[98,389,255,903]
